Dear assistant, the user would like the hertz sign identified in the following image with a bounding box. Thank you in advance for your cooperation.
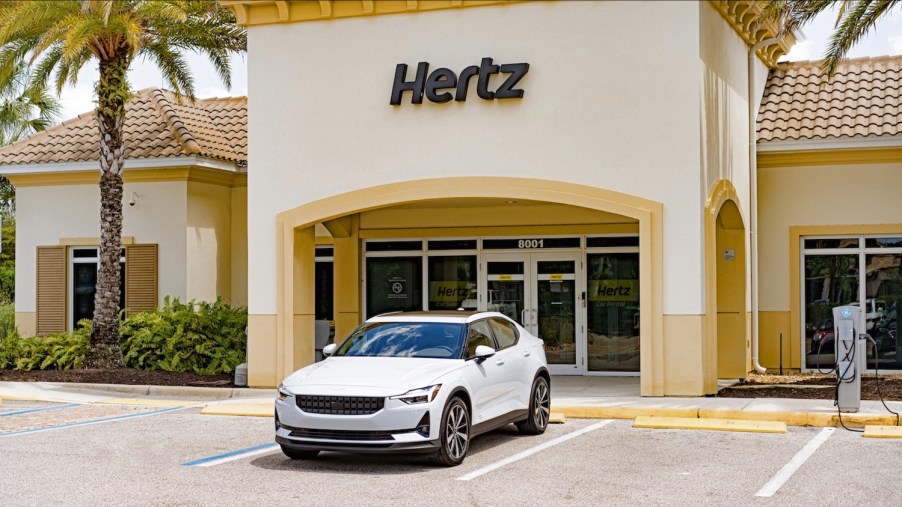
[390,57,529,105]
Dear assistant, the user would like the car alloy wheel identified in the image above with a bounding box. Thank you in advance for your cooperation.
[517,376,550,435]
[431,397,469,466]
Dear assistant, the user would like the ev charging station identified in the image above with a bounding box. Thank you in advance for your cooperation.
[833,305,865,413]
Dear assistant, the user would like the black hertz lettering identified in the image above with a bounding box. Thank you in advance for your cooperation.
[390,57,529,105]
[596,285,632,297]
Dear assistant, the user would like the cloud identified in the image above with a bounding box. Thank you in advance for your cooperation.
[891,34,902,54]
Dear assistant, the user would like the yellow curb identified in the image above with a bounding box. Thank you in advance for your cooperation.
[0,393,69,403]
[96,398,195,408]
[549,412,566,424]
[633,416,787,434]
[201,402,274,417]
[553,406,698,420]
[699,409,810,427]
[863,425,902,438]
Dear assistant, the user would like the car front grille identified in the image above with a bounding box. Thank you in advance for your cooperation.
[287,427,415,441]
[295,395,385,415]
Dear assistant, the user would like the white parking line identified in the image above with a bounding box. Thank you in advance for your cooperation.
[456,419,613,481]
[755,427,835,498]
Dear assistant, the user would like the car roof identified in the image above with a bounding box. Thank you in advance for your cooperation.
[366,310,509,324]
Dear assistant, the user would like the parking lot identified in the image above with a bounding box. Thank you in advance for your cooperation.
[2,399,901,506]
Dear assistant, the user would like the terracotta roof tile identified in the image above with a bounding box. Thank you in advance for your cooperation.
[0,88,247,166]
[758,55,902,143]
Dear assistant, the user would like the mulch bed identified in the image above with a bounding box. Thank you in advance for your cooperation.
[0,368,234,387]
[717,373,902,401]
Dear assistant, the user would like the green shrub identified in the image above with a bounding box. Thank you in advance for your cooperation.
[0,328,20,369]
[120,297,247,375]
[0,302,15,340]
[14,321,90,371]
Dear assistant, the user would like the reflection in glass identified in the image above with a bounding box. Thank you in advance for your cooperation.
[804,238,859,250]
[586,253,639,372]
[314,261,333,320]
[365,257,423,317]
[487,261,525,326]
[865,254,901,369]
[536,261,575,366]
[428,256,476,311]
[804,254,859,369]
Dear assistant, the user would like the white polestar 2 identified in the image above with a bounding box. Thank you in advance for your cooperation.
[274,311,550,466]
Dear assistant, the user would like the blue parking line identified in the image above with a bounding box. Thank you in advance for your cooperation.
[0,406,184,438]
[0,403,82,417]
[181,442,279,467]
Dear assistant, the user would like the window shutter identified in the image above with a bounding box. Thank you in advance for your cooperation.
[125,244,158,315]
[36,246,66,335]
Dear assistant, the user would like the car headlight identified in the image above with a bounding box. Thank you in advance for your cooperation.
[390,384,442,404]
[277,383,292,401]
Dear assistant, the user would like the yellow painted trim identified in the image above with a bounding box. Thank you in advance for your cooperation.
[703,180,747,393]
[273,177,664,395]
[7,172,98,187]
[789,224,902,365]
[548,412,566,424]
[360,223,639,239]
[864,425,902,438]
[633,415,787,433]
[8,168,246,187]
[221,0,525,26]
[59,236,135,246]
[758,147,902,169]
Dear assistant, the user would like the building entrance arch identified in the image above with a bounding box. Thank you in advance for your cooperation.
[264,177,665,395]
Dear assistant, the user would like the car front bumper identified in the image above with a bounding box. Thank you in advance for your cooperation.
[274,393,442,454]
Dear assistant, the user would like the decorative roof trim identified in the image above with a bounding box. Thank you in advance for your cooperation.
[219,0,522,26]
[758,146,902,169]
[709,0,796,67]
[758,136,902,152]
[0,155,240,175]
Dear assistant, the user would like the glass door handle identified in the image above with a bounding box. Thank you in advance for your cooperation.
[521,308,528,325]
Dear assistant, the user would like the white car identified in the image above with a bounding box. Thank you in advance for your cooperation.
[274,311,550,466]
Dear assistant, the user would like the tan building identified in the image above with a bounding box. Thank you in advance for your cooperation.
[5,1,898,397]
[2,88,248,336]
[756,56,902,373]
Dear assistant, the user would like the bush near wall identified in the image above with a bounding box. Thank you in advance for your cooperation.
[121,297,247,375]
[0,298,247,374]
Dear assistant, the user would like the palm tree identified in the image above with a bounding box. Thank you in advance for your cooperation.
[0,1,246,367]
[765,0,901,77]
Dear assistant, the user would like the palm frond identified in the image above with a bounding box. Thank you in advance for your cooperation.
[822,0,900,76]
[142,41,195,101]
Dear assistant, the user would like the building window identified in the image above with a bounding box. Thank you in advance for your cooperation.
[428,255,476,311]
[586,252,640,373]
[70,247,125,330]
[365,256,423,317]
[803,236,902,370]
[315,247,334,321]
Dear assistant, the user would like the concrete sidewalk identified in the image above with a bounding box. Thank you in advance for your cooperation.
[2,377,901,428]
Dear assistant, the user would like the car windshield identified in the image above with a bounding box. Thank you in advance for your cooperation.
[335,322,467,359]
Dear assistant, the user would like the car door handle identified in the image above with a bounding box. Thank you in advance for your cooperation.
[522,351,531,357]
[495,359,505,366]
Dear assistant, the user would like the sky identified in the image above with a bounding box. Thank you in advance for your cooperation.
[780,6,902,62]
[50,8,902,121]
[57,51,248,121]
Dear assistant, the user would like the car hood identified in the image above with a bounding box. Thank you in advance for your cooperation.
[281,357,465,396]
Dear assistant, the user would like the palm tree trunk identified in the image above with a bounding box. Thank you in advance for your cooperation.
[86,55,129,368]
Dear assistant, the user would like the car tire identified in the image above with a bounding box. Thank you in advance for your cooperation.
[517,375,550,435]
[431,397,470,467]
[280,445,320,460]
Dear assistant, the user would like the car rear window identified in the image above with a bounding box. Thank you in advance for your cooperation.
[489,318,519,349]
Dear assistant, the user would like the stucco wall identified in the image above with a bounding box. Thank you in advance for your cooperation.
[187,181,233,303]
[758,162,902,311]
[15,180,188,318]
[247,0,705,316]
[231,186,248,307]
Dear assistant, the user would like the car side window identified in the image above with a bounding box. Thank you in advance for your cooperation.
[466,319,496,357]
[489,318,519,350]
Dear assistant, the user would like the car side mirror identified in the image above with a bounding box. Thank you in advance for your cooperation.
[322,343,338,357]
[474,345,496,363]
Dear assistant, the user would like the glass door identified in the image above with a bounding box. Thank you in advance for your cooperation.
[533,253,581,374]
[484,256,530,327]
[481,252,583,374]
